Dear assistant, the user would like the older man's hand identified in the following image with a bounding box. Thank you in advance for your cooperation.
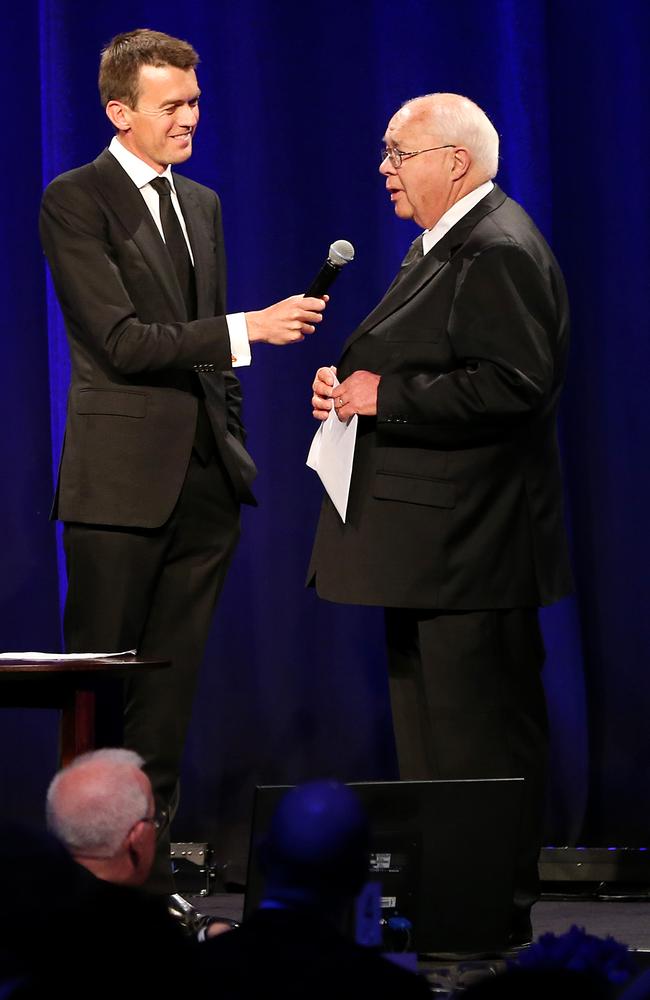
[311,365,337,420]
[331,371,381,421]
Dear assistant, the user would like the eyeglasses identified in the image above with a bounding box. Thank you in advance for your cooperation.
[140,808,165,832]
[380,144,455,169]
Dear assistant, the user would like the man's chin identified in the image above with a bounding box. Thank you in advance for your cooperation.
[167,140,193,163]
[394,204,414,221]
[391,194,414,221]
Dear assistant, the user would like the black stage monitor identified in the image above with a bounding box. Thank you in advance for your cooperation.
[244,778,523,955]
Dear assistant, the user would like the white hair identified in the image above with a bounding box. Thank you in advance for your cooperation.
[404,93,499,179]
[46,748,149,858]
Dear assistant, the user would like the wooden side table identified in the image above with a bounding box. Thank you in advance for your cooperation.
[0,656,169,765]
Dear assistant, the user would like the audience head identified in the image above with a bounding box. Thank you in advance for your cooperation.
[461,967,615,1000]
[46,748,157,886]
[258,780,369,914]
[462,926,638,1000]
[518,925,637,988]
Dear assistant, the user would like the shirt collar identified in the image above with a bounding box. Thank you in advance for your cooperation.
[422,179,494,255]
[108,136,176,192]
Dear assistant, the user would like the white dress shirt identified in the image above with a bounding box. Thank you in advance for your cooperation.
[108,136,250,367]
[422,179,494,255]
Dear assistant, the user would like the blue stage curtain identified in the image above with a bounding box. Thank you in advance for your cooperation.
[0,5,61,823]
[1,0,647,870]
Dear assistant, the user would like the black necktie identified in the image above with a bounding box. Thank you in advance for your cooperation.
[386,234,424,295]
[150,176,196,320]
[400,233,424,269]
[150,177,213,461]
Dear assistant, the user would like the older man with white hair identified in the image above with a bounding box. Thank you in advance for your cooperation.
[46,748,235,942]
[309,93,572,946]
[46,748,158,887]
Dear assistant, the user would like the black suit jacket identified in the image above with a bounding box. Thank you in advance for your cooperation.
[309,186,572,609]
[196,908,430,999]
[40,148,257,528]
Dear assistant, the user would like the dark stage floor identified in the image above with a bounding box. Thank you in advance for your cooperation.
[189,892,650,959]
[174,892,650,995]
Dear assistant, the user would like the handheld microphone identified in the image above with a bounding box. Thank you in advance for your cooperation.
[305,239,355,298]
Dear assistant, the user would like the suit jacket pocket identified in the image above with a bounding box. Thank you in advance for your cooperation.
[384,325,444,343]
[373,470,455,508]
[76,388,147,418]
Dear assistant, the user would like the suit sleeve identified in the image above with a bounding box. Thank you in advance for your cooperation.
[39,177,233,374]
[376,243,563,446]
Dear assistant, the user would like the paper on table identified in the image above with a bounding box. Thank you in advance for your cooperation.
[0,650,136,661]
[306,374,358,522]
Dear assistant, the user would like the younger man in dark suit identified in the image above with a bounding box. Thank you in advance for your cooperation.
[40,29,327,890]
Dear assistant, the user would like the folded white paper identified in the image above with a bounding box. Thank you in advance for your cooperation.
[307,375,358,522]
[0,650,136,661]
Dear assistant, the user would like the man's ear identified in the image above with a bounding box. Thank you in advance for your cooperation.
[450,146,471,180]
[105,100,132,133]
[125,821,145,867]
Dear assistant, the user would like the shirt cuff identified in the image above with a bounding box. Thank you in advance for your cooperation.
[226,313,252,368]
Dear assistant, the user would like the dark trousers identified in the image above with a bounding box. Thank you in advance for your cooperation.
[385,607,548,924]
[63,450,240,891]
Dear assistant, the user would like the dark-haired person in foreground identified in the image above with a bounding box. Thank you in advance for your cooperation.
[197,781,430,998]
[40,28,327,892]
[309,93,572,946]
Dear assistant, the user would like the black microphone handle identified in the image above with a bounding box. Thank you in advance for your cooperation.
[305,259,342,298]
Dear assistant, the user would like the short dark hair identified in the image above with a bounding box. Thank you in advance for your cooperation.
[98,28,199,109]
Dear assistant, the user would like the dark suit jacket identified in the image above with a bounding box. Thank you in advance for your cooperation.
[309,186,572,609]
[39,148,257,528]
[196,908,430,999]
[0,824,192,999]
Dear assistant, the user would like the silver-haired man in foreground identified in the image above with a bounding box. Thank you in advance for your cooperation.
[46,748,157,887]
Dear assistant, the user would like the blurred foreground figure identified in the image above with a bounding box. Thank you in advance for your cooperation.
[462,924,638,999]
[197,781,429,998]
[0,821,190,1000]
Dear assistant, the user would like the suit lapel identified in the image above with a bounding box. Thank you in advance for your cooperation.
[340,185,508,356]
[345,246,451,348]
[91,149,187,319]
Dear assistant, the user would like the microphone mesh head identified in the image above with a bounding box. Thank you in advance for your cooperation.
[328,239,355,266]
